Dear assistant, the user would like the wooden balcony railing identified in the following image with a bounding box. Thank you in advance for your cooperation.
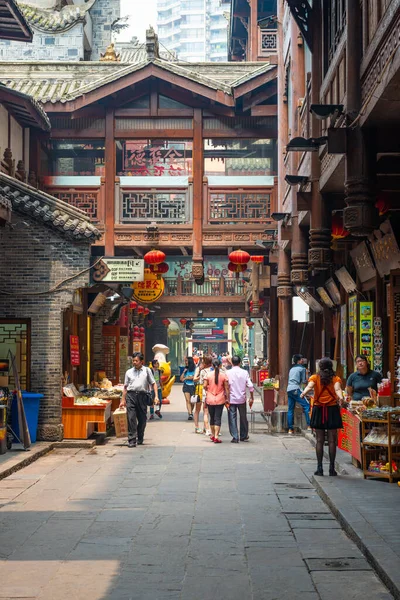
[117,187,192,225]
[163,277,245,297]
[207,188,275,226]
[259,28,278,57]
[45,186,103,223]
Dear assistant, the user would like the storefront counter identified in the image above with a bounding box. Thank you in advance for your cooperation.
[62,397,112,439]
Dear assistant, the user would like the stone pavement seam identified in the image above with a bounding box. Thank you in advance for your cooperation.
[312,476,400,600]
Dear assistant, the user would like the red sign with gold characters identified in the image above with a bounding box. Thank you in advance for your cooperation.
[70,335,80,366]
[338,408,362,463]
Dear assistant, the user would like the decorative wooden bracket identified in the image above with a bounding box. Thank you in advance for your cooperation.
[286,0,313,52]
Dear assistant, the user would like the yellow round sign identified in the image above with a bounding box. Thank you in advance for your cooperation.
[131,269,165,304]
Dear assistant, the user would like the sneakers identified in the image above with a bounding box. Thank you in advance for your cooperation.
[155,410,162,419]
[195,428,203,434]
[288,429,294,435]
[149,414,154,421]
[205,429,212,436]
[188,414,193,421]
[231,439,239,443]
[128,441,136,448]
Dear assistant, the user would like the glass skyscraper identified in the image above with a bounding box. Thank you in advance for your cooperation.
[157,0,230,62]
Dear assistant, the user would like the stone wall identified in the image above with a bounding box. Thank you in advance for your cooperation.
[0,24,86,61]
[0,213,91,441]
[90,0,120,61]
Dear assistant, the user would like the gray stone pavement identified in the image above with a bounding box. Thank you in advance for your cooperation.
[0,385,394,600]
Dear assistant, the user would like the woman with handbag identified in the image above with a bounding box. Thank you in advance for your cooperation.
[180,356,196,420]
[300,357,344,476]
[203,359,230,444]
[193,355,212,434]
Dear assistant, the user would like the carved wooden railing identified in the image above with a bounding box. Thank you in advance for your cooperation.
[163,276,245,297]
[206,187,275,226]
[117,186,192,225]
[259,28,278,57]
[44,181,105,223]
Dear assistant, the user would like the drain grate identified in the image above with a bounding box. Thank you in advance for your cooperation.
[305,557,370,571]
[275,483,314,489]
[288,495,314,500]
[284,513,333,520]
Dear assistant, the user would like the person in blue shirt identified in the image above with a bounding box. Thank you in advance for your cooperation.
[180,356,196,420]
[287,354,311,434]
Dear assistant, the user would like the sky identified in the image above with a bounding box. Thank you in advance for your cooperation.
[119,0,158,42]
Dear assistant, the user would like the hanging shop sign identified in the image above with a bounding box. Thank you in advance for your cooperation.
[338,408,362,463]
[340,305,347,378]
[359,302,374,360]
[317,287,335,308]
[296,288,323,313]
[369,220,400,277]
[70,335,80,366]
[92,258,144,283]
[131,269,165,304]
[335,267,357,293]
[350,242,376,283]
[325,278,341,305]
[373,317,383,373]
[348,295,358,357]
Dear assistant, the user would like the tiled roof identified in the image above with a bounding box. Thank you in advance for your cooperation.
[17,0,96,33]
[0,82,50,130]
[0,172,101,241]
[0,59,276,104]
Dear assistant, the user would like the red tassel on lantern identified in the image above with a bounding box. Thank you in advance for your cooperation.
[331,213,349,240]
[375,193,391,216]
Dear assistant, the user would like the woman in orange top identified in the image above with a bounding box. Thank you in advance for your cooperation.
[300,357,344,477]
[203,360,230,444]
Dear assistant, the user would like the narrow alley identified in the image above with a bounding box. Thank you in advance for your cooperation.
[0,387,393,600]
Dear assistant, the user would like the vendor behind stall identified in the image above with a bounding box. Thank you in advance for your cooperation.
[346,355,382,401]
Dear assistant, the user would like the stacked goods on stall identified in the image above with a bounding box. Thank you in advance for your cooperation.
[362,407,400,483]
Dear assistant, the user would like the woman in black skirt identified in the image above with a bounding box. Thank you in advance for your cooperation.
[300,358,344,476]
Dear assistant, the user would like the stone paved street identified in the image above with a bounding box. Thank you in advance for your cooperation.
[0,386,394,600]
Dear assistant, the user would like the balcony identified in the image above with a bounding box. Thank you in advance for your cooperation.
[163,276,245,298]
[259,28,278,57]
[117,187,192,225]
[207,189,274,226]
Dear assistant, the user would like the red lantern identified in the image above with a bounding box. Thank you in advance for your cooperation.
[229,249,250,265]
[228,262,247,273]
[250,255,264,264]
[246,320,255,328]
[162,318,170,327]
[129,301,138,310]
[259,298,265,306]
[143,307,150,316]
[137,305,144,314]
[147,320,153,327]
[140,326,145,333]
[230,319,238,327]
[133,325,140,332]
[375,193,390,216]
[180,318,187,325]
[331,213,349,240]
[144,249,166,265]
[149,262,169,274]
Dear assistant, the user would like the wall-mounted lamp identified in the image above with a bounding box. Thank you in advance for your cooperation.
[286,136,327,152]
[271,212,291,222]
[310,104,344,124]
[284,175,309,187]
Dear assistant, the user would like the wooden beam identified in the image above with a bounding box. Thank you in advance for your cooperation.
[114,129,194,139]
[251,105,278,116]
[242,80,277,111]
[233,67,277,99]
[248,0,258,61]
[192,108,203,263]
[105,108,115,256]
[50,129,105,138]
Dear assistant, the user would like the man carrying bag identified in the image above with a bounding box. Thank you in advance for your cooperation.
[120,352,158,448]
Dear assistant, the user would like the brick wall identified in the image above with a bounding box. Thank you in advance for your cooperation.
[90,0,120,61]
[0,24,86,61]
[0,213,91,441]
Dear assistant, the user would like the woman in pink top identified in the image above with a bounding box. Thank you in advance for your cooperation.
[203,360,230,444]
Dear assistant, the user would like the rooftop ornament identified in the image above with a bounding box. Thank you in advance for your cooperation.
[100,43,121,62]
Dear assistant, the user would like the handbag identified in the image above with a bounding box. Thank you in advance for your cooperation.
[190,384,200,404]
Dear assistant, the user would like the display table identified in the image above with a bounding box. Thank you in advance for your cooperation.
[62,397,112,439]
[338,408,362,465]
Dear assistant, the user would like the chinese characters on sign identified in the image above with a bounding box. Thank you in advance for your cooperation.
[70,335,80,366]
[132,270,165,304]
[359,302,374,361]
[370,220,400,277]
[92,258,144,283]
[340,305,347,378]
[373,317,383,373]
[338,408,362,463]
[121,140,192,177]
[350,242,376,283]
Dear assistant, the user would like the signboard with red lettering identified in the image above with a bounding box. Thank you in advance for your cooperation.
[70,335,80,366]
[131,269,165,304]
[338,408,362,463]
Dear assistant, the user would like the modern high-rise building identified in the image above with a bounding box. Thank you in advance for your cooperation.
[157,0,230,62]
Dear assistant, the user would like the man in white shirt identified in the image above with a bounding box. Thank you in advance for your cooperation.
[227,355,254,443]
[120,352,158,447]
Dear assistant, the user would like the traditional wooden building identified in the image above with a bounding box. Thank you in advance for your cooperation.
[0,28,278,330]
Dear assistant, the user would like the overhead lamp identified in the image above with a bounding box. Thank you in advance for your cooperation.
[286,136,327,152]
[271,212,290,222]
[285,174,309,187]
[299,286,308,294]
[310,104,344,122]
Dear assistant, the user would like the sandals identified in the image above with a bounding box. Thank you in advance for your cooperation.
[213,438,222,444]
[195,428,203,434]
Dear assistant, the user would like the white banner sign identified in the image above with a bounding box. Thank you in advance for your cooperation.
[93,258,144,283]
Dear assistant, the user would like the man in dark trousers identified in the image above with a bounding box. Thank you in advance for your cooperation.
[287,353,310,435]
[120,352,158,448]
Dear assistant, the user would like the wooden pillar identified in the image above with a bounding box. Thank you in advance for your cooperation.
[192,108,204,280]
[105,108,115,256]
[343,0,377,236]
[248,0,258,61]
[308,0,331,270]
[268,285,278,377]
[277,246,292,405]
[277,0,287,211]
